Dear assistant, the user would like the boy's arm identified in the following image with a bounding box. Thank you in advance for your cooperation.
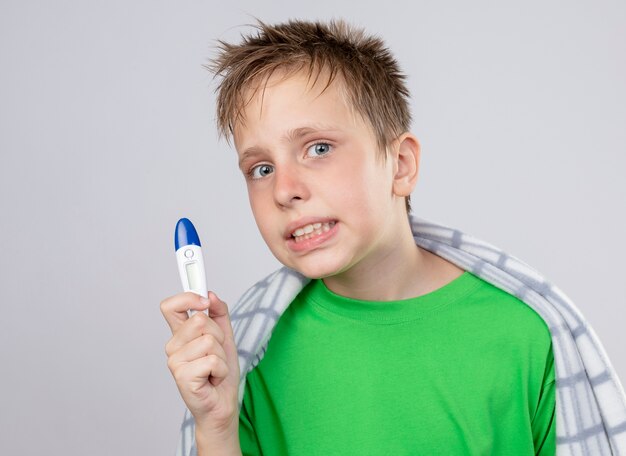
[194,377,261,456]
[161,291,242,456]
[195,419,242,456]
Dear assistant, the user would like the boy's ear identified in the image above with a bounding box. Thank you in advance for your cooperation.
[391,132,420,197]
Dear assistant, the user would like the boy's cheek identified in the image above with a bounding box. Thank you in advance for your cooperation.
[252,215,282,251]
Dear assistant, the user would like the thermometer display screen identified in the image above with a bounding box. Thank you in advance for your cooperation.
[185,262,201,290]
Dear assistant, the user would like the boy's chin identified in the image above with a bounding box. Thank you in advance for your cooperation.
[271,246,353,279]
[281,258,349,280]
[299,270,333,280]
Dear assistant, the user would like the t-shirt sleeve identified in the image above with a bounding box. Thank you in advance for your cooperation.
[532,339,557,455]
[238,383,262,456]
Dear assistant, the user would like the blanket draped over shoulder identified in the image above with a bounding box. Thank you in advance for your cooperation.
[176,214,626,455]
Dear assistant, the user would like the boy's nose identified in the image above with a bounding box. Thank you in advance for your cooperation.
[273,167,310,208]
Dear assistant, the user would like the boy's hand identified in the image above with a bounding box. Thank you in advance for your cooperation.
[161,291,240,441]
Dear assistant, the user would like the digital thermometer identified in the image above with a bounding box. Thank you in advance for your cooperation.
[175,218,208,315]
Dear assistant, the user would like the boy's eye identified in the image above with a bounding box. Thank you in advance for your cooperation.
[306,142,332,157]
[250,164,274,179]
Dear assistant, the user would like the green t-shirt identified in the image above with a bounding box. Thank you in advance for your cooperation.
[239,271,556,455]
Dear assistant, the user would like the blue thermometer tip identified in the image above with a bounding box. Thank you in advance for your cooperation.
[175,218,202,251]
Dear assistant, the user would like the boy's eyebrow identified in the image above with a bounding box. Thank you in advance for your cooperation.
[238,124,339,169]
[282,124,338,142]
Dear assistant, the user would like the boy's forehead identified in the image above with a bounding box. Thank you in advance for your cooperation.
[232,68,364,146]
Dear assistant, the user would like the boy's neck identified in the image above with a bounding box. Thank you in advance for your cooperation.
[321,220,464,302]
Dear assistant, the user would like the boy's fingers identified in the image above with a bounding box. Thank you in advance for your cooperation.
[160,292,210,334]
[165,311,226,357]
[167,332,228,371]
[174,355,230,392]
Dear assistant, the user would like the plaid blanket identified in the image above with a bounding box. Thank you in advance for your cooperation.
[176,214,626,455]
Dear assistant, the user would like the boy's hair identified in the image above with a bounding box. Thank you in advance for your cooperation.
[206,18,413,212]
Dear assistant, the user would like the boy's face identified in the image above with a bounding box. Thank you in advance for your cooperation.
[233,69,408,280]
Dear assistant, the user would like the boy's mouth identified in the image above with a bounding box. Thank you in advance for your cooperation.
[290,221,337,243]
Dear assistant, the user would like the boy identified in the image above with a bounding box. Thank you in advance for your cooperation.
[161,18,626,456]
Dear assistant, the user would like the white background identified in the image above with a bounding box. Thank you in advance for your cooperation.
[1,1,624,454]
